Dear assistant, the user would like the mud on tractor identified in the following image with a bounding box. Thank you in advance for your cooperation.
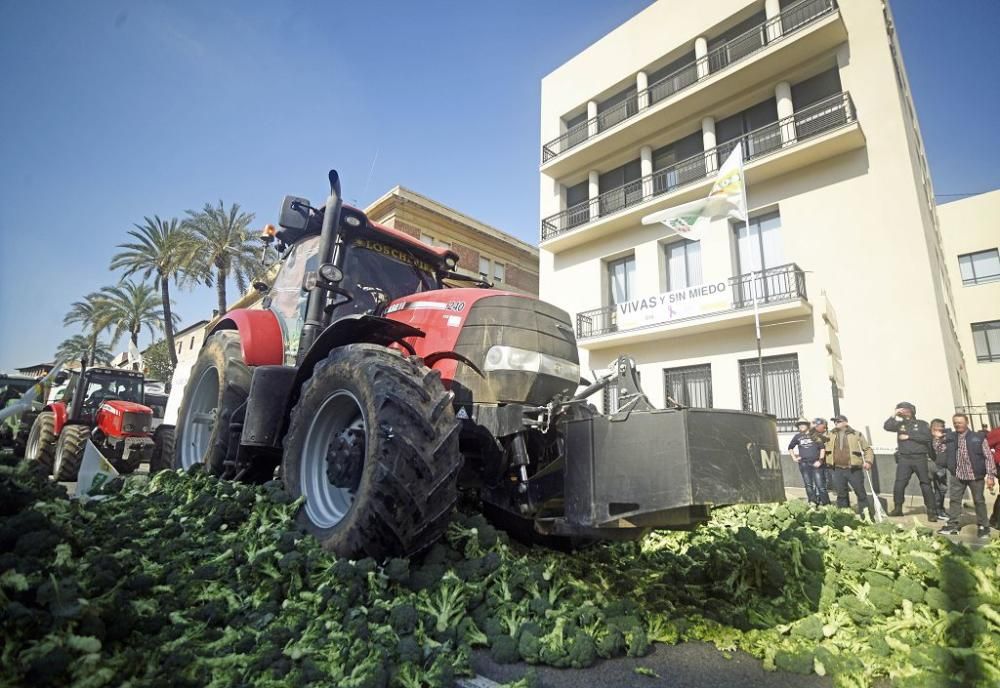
[161,170,784,559]
[26,363,154,481]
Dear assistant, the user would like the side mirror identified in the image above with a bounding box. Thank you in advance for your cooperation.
[253,281,270,294]
[278,195,311,231]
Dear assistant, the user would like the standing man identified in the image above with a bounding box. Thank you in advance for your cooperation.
[884,401,937,520]
[939,413,996,538]
[929,419,950,522]
[789,418,829,506]
[825,415,874,518]
[988,426,1000,529]
[813,418,833,501]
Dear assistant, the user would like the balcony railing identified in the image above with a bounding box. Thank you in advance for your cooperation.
[541,0,838,162]
[542,92,854,241]
[576,263,807,340]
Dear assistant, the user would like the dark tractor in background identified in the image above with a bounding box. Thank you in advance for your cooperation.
[167,169,785,559]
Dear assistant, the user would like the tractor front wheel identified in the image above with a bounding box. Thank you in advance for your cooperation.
[26,411,57,474]
[150,426,175,474]
[53,425,89,482]
[174,331,250,474]
[282,344,462,560]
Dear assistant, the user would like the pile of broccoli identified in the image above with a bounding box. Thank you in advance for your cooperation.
[2,451,999,688]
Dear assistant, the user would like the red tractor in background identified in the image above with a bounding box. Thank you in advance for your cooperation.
[26,362,155,481]
[165,170,785,559]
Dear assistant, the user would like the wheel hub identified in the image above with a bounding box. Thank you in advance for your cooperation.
[326,427,364,490]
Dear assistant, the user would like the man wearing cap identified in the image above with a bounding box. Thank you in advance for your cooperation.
[939,413,995,538]
[825,415,874,518]
[884,401,937,520]
[788,418,829,506]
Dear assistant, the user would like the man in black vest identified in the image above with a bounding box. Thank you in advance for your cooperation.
[939,413,996,538]
[884,401,937,520]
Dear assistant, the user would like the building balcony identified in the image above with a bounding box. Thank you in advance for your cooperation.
[540,0,845,178]
[540,92,862,251]
[576,263,810,349]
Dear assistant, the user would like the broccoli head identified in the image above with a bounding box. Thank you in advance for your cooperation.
[490,634,520,664]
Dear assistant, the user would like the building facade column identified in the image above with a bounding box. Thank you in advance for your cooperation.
[775,81,796,145]
[702,116,718,173]
[640,145,653,199]
[588,170,600,220]
[636,71,649,110]
[695,37,710,79]
[765,0,783,42]
[586,100,599,138]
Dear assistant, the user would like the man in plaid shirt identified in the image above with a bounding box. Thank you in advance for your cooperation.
[939,413,996,538]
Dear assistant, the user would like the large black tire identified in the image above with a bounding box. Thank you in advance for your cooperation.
[26,411,57,474]
[174,332,250,475]
[283,344,462,560]
[149,426,175,474]
[53,425,89,482]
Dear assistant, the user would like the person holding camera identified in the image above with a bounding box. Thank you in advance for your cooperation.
[939,413,995,538]
[825,415,874,518]
[884,401,937,520]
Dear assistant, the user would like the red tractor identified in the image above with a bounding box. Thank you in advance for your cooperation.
[166,170,784,559]
[26,363,154,481]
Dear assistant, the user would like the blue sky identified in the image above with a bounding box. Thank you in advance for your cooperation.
[1,0,999,370]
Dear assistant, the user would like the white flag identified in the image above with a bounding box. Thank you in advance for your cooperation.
[641,146,747,241]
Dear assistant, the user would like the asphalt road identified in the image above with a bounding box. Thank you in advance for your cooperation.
[466,643,830,688]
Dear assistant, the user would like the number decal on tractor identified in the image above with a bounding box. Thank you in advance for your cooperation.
[446,301,466,312]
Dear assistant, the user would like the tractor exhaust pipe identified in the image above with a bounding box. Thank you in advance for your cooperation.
[297,170,343,363]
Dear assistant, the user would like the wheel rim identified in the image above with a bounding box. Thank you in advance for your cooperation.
[181,367,220,470]
[53,435,64,476]
[26,422,40,460]
[300,390,366,529]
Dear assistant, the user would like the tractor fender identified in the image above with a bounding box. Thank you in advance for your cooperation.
[208,309,284,366]
[285,314,425,417]
[45,401,68,436]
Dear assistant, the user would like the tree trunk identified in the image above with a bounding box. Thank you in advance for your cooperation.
[88,331,98,366]
[161,276,178,366]
[216,266,228,318]
[132,329,140,371]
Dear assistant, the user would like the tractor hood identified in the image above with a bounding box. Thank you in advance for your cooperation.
[99,400,153,416]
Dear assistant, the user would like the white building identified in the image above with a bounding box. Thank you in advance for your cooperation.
[538,0,966,440]
[939,190,1000,430]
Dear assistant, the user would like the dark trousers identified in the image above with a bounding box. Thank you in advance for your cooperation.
[947,474,989,529]
[992,493,1000,528]
[929,466,948,514]
[832,466,872,517]
[798,461,830,505]
[893,455,937,515]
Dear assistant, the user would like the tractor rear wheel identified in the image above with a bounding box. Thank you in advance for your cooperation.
[150,426,175,474]
[282,344,462,560]
[26,411,57,474]
[174,331,250,474]
[53,425,89,482]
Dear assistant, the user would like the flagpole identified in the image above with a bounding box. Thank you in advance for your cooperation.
[738,144,767,414]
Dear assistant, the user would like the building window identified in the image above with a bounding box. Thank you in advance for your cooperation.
[988,402,1000,429]
[733,211,786,303]
[739,354,802,432]
[189,336,195,351]
[958,249,1000,286]
[599,159,643,215]
[479,257,490,281]
[665,239,702,290]
[419,232,451,249]
[493,263,505,284]
[972,321,1000,362]
[664,364,712,407]
[176,342,182,354]
[607,255,636,305]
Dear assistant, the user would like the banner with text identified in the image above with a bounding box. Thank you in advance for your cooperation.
[617,281,731,331]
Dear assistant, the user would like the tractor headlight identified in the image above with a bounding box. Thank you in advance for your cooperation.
[483,345,580,383]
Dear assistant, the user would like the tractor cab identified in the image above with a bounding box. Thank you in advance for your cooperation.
[64,367,146,423]
[266,201,454,365]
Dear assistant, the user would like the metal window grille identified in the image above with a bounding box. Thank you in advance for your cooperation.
[739,354,802,432]
[664,364,713,407]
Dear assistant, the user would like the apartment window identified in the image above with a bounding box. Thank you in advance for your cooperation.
[707,10,767,73]
[665,239,703,290]
[958,249,1000,286]
[189,336,195,351]
[564,180,590,229]
[607,255,636,305]
[791,68,842,109]
[493,263,505,284]
[972,321,1000,362]
[647,50,698,105]
[599,159,642,215]
[988,402,1000,429]
[597,85,638,131]
[564,110,588,149]
[479,257,490,281]
[739,354,802,432]
[664,364,712,407]
[419,232,450,249]
[716,97,780,159]
[734,211,787,305]
[652,130,705,193]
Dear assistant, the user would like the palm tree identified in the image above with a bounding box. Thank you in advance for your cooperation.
[183,201,260,317]
[110,216,195,366]
[96,280,180,350]
[63,294,111,362]
[55,334,112,366]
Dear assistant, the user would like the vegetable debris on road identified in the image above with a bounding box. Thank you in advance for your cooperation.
[1,453,998,687]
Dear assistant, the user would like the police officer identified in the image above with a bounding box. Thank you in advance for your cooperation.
[884,401,937,520]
